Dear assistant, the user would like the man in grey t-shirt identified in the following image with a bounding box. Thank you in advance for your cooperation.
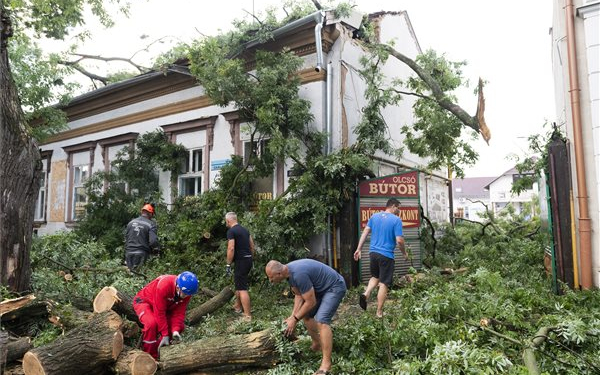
[265,258,346,375]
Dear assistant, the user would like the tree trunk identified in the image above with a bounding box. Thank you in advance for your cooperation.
[93,286,140,325]
[187,286,234,325]
[22,311,124,375]
[0,5,41,293]
[47,302,139,338]
[1,337,31,366]
[157,329,276,374]
[113,347,157,375]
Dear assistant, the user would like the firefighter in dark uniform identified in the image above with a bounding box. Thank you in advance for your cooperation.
[125,203,159,271]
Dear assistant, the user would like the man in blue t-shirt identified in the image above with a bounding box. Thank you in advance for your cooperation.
[353,198,407,318]
[265,258,346,375]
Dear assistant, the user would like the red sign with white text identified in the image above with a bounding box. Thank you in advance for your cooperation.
[359,171,418,198]
[359,206,420,229]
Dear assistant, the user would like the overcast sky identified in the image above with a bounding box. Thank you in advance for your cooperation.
[68,0,555,178]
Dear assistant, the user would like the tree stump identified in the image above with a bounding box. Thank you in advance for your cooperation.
[187,287,234,325]
[158,329,276,374]
[114,346,157,375]
[93,286,139,325]
[22,311,124,375]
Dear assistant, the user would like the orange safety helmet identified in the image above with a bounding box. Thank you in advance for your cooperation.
[141,204,155,215]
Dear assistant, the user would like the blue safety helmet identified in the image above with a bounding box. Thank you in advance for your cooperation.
[176,271,198,295]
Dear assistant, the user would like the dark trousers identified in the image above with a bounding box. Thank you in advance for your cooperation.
[126,251,148,271]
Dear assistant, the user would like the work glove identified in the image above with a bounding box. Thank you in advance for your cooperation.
[158,335,170,349]
[226,264,232,276]
[172,331,181,341]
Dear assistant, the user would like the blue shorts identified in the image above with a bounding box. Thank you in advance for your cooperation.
[308,280,346,324]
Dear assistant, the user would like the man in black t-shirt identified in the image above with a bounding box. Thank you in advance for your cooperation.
[225,212,255,320]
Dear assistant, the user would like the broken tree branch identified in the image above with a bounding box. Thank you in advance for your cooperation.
[379,44,490,143]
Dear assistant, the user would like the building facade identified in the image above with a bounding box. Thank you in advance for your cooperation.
[35,10,451,258]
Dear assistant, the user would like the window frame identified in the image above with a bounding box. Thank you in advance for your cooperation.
[162,116,217,198]
[178,148,204,197]
[63,141,97,223]
[34,151,53,223]
[98,133,138,193]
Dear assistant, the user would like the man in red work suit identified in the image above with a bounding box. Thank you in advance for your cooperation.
[133,271,199,359]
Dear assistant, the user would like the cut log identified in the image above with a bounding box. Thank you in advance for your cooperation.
[94,286,139,325]
[48,302,140,338]
[1,337,32,365]
[187,287,234,325]
[158,329,276,374]
[1,295,48,323]
[114,347,157,375]
[22,311,124,375]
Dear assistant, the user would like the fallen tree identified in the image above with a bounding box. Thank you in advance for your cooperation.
[22,311,124,375]
[158,329,276,374]
[187,286,234,325]
[93,285,235,327]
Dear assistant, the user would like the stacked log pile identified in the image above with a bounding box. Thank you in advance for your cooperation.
[1,286,278,375]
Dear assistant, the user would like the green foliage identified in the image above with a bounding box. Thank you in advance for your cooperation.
[402,50,479,177]
[28,209,600,374]
[8,33,73,140]
[510,121,562,195]
[6,0,131,134]
[30,231,143,302]
[8,0,128,40]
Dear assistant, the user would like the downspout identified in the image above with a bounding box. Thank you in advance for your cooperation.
[565,0,592,289]
[314,12,325,72]
[326,61,334,267]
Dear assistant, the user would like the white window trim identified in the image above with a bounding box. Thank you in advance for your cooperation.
[178,148,203,197]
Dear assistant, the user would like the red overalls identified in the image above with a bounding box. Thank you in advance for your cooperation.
[133,275,190,359]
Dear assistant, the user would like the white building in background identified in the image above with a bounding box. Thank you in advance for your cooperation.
[34,10,451,259]
[551,0,599,287]
[485,167,538,217]
[452,177,495,222]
